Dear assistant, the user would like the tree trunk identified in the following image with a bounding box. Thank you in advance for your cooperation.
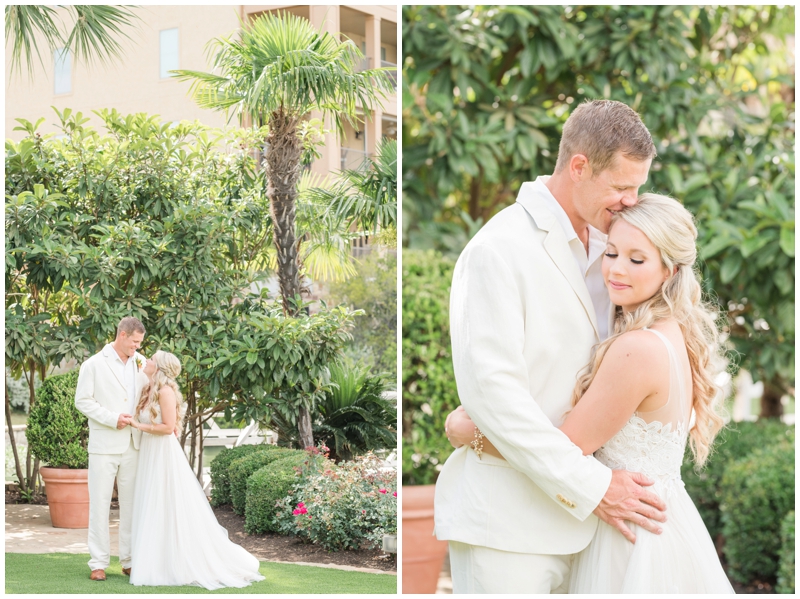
[759,378,785,418]
[5,381,27,492]
[265,108,314,450]
[266,109,303,316]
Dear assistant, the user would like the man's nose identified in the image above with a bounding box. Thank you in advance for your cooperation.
[621,189,639,207]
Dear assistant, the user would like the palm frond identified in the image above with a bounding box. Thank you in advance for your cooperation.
[65,6,141,67]
[5,5,61,77]
[174,10,393,125]
[6,5,141,77]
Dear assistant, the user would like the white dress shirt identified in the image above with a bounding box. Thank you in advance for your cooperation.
[534,176,611,341]
[103,343,137,415]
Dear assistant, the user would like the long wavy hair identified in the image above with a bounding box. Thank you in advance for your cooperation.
[136,350,186,430]
[571,193,726,466]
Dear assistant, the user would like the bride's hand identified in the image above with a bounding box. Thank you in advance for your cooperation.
[129,419,140,430]
[445,405,476,449]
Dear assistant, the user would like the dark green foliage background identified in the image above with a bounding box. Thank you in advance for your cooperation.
[401,250,457,485]
[719,431,795,584]
[403,4,794,405]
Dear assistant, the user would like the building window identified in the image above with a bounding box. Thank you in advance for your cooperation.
[53,48,71,95]
[160,28,179,78]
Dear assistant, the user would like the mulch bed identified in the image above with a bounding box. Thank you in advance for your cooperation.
[5,490,396,574]
[212,504,396,573]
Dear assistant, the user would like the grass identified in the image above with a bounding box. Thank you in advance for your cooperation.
[5,553,396,594]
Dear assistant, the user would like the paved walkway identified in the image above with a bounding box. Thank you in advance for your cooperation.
[5,504,108,555]
[5,505,392,575]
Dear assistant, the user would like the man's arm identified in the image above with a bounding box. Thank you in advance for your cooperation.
[450,242,612,522]
[74,360,127,429]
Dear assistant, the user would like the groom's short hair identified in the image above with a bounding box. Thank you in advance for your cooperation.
[554,100,656,174]
[117,317,146,337]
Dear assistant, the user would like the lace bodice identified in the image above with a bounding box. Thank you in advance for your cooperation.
[137,402,162,425]
[593,329,691,491]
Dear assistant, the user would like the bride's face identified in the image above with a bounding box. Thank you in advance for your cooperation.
[144,356,158,376]
[602,219,670,312]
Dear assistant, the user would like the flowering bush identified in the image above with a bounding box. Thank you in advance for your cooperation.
[275,452,397,551]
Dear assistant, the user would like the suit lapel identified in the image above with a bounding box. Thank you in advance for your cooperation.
[516,182,600,341]
[103,348,127,391]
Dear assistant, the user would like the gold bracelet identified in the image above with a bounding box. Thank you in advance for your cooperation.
[471,427,485,460]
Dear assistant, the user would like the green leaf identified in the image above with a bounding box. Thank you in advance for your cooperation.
[779,226,794,257]
[720,253,743,284]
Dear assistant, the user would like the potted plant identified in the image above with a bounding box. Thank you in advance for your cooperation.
[401,250,458,593]
[26,370,90,528]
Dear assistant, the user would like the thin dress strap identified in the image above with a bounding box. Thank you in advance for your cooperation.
[637,328,691,430]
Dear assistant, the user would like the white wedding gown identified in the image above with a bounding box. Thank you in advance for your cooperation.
[130,404,265,589]
[569,328,734,594]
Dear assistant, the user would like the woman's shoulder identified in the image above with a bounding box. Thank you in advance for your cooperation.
[601,328,671,382]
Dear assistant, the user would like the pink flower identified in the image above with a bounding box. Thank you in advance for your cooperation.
[379,488,387,494]
[308,515,312,519]
[393,491,397,497]
[292,509,300,515]
[297,502,305,508]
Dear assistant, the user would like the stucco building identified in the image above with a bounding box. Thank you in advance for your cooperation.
[4,5,398,177]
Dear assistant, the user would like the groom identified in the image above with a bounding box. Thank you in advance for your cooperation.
[435,100,667,593]
[74,317,147,581]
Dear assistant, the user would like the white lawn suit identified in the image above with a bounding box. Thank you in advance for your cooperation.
[74,344,147,572]
[435,178,616,593]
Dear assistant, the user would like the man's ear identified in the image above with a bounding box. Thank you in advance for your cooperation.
[570,154,591,181]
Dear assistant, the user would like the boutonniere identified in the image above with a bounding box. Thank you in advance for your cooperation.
[135,355,146,371]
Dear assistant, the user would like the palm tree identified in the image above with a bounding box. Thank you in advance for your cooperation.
[174,11,393,448]
[308,138,397,238]
[5,5,140,77]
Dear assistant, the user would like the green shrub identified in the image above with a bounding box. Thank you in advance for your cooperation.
[229,447,297,515]
[244,452,327,534]
[328,251,397,380]
[27,371,88,469]
[681,420,794,539]
[209,444,276,507]
[275,453,397,551]
[401,249,459,485]
[777,511,795,594]
[720,431,795,584]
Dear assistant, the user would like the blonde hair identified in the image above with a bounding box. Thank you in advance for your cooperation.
[136,351,186,430]
[571,193,726,466]
[555,99,656,174]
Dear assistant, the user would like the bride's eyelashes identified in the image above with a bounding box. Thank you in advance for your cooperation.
[604,252,644,265]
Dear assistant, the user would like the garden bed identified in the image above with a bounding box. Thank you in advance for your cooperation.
[212,504,396,573]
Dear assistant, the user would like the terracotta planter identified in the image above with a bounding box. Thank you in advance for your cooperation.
[40,467,89,529]
[402,484,448,594]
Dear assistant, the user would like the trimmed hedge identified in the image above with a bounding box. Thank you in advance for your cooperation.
[777,511,795,594]
[229,447,298,515]
[209,443,276,507]
[244,453,326,534]
[401,249,459,485]
[720,431,795,584]
[27,370,88,469]
[681,419,794,539]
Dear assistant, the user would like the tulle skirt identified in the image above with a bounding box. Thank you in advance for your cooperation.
[130,433,265,590]
[570,481,735,594]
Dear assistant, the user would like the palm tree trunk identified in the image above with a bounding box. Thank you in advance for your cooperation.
[266,109,303,315]
[265,108,314,449]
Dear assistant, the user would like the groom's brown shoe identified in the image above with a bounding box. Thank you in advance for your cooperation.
[122,568,131,576]
[90,569,106,581]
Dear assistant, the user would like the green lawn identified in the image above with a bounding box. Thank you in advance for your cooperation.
[5,553,396,594]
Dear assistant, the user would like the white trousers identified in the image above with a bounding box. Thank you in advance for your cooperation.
[449,541,573,594]
[87,439,138,570]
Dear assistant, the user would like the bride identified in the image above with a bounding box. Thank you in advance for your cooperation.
[128,351,265,590]
[445,193,734,593]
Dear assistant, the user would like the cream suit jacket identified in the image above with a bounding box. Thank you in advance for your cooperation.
[74,345,145,454]
[435,181,615,555]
